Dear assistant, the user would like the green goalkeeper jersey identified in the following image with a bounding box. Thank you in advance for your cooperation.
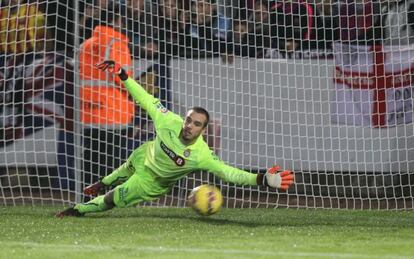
[123,77,258,186]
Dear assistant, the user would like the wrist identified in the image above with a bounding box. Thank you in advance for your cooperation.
[118,69,129,81]
[99,177,109,186]
[256,172,265,186]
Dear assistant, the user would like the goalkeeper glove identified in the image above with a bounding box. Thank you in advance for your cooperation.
[257,165,294,190]
[83,178,108,196]
[95,60,129,81]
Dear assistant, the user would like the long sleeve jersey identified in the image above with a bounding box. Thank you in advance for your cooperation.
[123,77,258,186]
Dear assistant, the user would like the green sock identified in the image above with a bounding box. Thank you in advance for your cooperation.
[74,195,110,214]
[102,161,134,186]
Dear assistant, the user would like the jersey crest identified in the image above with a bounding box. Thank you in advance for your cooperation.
[155,102,168,113]
[184,149,191,157]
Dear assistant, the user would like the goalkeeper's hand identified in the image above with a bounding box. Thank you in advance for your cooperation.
[257,165,294,190]
[83,179,107,196]
[95,60,129,80]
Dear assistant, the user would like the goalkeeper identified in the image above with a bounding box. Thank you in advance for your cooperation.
[56,60,294,217]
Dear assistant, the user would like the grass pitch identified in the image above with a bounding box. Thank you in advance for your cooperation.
[0,206,413,259]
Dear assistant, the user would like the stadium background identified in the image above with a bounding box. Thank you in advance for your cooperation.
[0,0,413,210]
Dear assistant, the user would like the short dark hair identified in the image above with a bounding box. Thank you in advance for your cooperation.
[190,106,210,128]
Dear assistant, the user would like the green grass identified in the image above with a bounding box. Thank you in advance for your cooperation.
[0,207,414,259]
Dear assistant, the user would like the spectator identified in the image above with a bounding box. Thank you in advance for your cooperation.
[274,1,327,52]
[232,13,251,46]
[181,0,232,57]
[230,0,274,58]
[332,0,382,45]
[157,0,188,57]
[45,0,76,54]
[313,0,339,46]
[0,0,53,55]
[79,4,135,189]
[247,0,279,57]
[79,0,111,44]
[232,0,255,14]
[381,0,414,46]
[126,0,159,59]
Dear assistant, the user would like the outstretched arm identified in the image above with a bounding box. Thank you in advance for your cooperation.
[201,154,294,190]
[95,60,168,123]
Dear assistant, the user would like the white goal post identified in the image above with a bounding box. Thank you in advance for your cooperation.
[0,0,413,210]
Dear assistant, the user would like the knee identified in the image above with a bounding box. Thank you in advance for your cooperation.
[104,191,115,209]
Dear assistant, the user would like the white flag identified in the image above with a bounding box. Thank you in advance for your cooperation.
[331,43,414,127]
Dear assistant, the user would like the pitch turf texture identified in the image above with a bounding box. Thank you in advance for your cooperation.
[1,207,413,259]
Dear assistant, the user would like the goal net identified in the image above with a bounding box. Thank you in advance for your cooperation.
[1,0,413,210]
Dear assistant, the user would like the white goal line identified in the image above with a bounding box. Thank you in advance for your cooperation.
[1,241,410,259]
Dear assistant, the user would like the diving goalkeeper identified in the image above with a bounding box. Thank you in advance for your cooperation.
[56,60,294,217]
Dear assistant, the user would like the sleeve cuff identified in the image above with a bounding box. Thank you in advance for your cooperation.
[256,173,265,186]
[119,69,129,81]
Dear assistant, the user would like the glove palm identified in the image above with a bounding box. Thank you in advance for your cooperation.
[261,165,294,190]
[95,60,128,80]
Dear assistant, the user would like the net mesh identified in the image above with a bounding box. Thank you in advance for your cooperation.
[0,0,413,209]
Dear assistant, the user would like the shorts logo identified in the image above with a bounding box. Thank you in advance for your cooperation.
[118,187,127,202]
[160,141,185,166]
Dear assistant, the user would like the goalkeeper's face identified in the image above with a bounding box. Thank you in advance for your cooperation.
[180,110,207,144]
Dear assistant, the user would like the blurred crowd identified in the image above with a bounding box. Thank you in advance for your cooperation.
[1,0,413,60]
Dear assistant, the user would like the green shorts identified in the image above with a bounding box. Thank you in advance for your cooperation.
[113,142,171,208]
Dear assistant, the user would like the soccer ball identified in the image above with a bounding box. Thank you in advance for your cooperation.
[187,185,223,216]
